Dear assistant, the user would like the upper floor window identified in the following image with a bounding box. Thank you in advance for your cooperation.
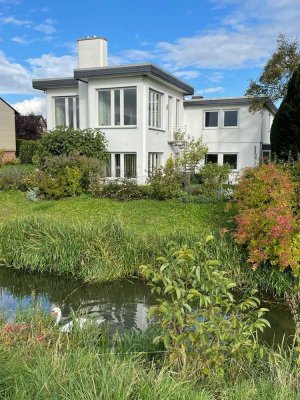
[98,87,137,127]
[224,110,238,127]
[149,89,162,129]
[204,111,218,128]
[55,96,79,129]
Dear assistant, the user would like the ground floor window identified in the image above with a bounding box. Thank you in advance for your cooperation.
[148,153,162,176]
[223,154,237,169]
[205,154,218,164]
[105,153,137,179]
[262,150,271,163]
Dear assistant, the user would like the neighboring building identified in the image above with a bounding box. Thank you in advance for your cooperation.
[0,98,18,162]
[32,37,276,183]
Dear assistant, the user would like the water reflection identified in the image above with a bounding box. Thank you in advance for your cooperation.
[0,267,156,332]
[0,266,296,344]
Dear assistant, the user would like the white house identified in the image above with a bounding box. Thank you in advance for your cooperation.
[32,37,276,184]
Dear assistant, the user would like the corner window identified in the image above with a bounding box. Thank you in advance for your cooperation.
[224,110,238,127]
[205,111,218,128]
[149,89,163,129]
[55,97,79,129]
[148,153,162,176]
[223,154,237,169]
[98,87,137,127]
[205,154,218,164]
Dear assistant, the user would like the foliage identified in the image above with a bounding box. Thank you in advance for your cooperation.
[37,126,108,162]
[270,64,300,159]
[196,163,231,197]
[235,164,300,272]
[89,176,148,201]
[246,34,300,111]
[177,137,208,175]
[0,165,31,191]
[0,148,4,166]
[17,139,39,164]
[41,153,103,191]
[15,114,46,140]
[140,237,269,375]
[23,170,66,199]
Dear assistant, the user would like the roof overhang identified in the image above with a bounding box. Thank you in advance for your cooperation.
[184,96,277,114]
[74,63,194,95]
[32,77,78,91]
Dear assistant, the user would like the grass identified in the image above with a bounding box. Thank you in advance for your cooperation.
[0,310,299,400]
[0,191,235,236]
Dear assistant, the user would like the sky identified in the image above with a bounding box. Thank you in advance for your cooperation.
[0,0,299,116]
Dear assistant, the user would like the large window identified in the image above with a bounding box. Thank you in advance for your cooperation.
[205,111,218,128]
[55,97,79,128]
[98,87,137,127]
[223,154,237,169]
[224,110,238,127]
[149,89,163,129]
[148,153,162,176]
[205,154,218,164]
[105,153,137,179]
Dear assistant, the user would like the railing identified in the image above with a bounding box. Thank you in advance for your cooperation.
[168,125,187,143]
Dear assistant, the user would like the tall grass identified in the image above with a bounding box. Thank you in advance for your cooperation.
[0,310,299,400]
[0,217,242,283]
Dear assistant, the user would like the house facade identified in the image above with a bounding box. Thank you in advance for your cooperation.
[33,37,276,183]
[0,98,18,162]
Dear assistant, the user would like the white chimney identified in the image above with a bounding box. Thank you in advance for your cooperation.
[77,37,108,69]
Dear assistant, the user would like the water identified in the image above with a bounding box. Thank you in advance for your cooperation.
[0,266,295,343]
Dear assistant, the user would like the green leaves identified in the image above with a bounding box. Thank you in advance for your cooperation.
[141,238,270,375]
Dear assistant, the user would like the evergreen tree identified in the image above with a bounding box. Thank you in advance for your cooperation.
[271,64,300,159]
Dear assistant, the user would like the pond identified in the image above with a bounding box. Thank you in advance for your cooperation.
[0,266,295,344]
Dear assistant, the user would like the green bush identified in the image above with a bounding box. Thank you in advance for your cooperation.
[140,237,269,376]
[41,153,104,191]
[37,127,108,162]
[147,168,182,200]
[0,165,31,190]
[89,176,148,201]
[17,139,39,164]
[196,163,231,197]
[23,170,66,199]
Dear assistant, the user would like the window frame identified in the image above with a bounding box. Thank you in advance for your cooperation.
[97,86,137,128]
[53,96,79,129]
[223,153,238,170]
[223,109,239,128]
[148,88,163,130]
[204,110,219,129]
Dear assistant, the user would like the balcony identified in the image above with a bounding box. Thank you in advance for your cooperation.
[168,125,187,144]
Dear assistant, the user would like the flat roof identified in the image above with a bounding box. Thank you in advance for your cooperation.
[32,77,78,91]
[184,96,277,114]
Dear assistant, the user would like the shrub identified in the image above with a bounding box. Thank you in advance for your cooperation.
[0,165,31,190]
[41,153,104,191]
[235,163,300,272]
[196,163,231,197]
[139,237,269,376]
[89,177,147,201]
[37,127,108,162]
[23,170,66,199]
[0,148,4,166]
[17,139,39,164]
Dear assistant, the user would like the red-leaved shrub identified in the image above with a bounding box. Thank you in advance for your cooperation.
[235,164,299,272]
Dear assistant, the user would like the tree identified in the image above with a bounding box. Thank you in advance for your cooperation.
[15,114,47,140]
[246,34,300,111]
[270,64,300,159]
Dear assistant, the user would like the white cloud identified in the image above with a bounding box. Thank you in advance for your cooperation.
[197,86,224,94]
[173,70,200,80]
[0,50,32,94]
[208,72,223,83]
[12,96,46,116]
[35,18,56,34]
[27,54,76,78]
[11,36,30,45]
[0,15,32,27]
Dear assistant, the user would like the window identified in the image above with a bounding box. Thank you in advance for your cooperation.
[148,153,162,176]
[149,89,163,129]
[54,97,79,129]
[205,111,218,128]
[224,110,238,127]
[115,154,121,178]
[124,154,137,178]
[262,150,271,163]
[205,154,218,164]
[223,154,237,169]
[98,87,137,126]
[168,96,173,128]
[175,99,180,128]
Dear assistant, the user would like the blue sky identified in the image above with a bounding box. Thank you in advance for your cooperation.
[0,0,299,115]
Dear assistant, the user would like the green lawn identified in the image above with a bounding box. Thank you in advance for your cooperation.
[0,191,235,235]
